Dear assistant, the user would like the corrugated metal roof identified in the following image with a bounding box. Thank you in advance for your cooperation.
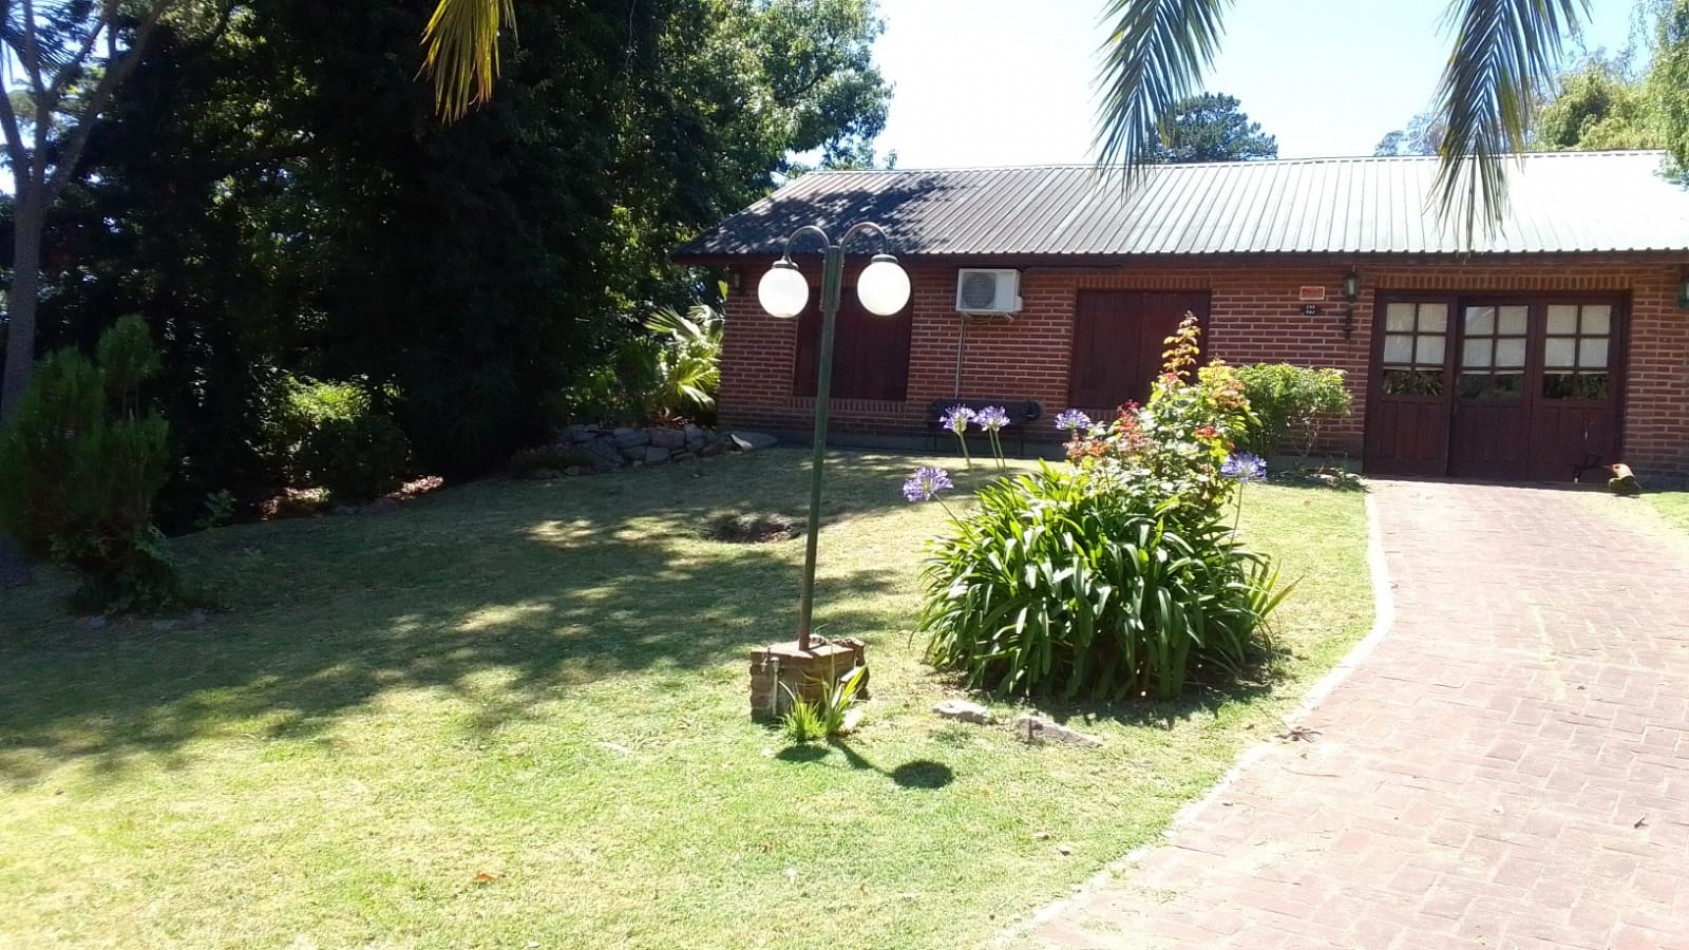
[675,151,1689,259]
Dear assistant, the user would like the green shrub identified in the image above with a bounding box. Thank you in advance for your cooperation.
[1231,363,1352,460]
[0,316,179,612]
[920,315,1286,700]
[264,377,415,500]
[566,305,723,425]
[508,445,597,477]
[298,414,415,502]
[918,466,1283,700]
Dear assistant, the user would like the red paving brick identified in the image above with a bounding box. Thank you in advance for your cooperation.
[1012,481,1689,949]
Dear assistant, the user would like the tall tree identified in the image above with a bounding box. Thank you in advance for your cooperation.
[35,0,894,511]
[0,0,180,419]
[1374,112,1447,156]
[1650,0,1689,171]
[1533,52,1664,150]
[1149,92,1276,163]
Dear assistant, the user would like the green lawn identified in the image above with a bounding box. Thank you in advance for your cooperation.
[1646,492,1689,536]
[0,450,1372,949]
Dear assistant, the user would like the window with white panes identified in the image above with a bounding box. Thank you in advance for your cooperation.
[1380,301,1448,395]
[1541,303,1612,401]
[1458,305,1529,401]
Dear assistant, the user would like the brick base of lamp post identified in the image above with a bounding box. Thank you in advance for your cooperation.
[748,638,868,721]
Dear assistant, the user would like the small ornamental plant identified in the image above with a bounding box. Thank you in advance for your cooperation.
[914,312,1288,701]
[974,405,1011,470]
[938,405,976,469]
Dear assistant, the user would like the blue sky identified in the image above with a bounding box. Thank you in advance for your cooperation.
[872,0,1645,168]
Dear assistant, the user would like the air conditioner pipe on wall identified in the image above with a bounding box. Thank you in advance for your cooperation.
[954,315,968,398]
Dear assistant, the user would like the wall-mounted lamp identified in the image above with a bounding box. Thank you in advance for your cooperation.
[1339,269,1361,340]
[1342,269,1362,303]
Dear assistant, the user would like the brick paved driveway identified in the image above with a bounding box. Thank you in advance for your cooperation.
[1014,480,1689,949]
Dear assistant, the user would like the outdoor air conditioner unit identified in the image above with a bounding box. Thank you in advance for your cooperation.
[955,268,1022,315]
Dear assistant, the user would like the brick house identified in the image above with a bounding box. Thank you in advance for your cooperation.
[675,151,1689,480]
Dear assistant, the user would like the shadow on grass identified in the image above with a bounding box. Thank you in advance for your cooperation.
[0,449,944,782]
[774,738,955,790]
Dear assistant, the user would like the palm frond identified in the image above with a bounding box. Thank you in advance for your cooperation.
[420,0,514,122]
[1093,0,1233,178]
[1431,0,1588,245]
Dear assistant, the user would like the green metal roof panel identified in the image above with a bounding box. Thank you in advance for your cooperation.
[676,151,1689,259]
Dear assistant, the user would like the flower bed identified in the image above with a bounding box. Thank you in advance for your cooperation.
[912,315,1287,700]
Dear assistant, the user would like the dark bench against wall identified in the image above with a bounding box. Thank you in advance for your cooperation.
[926,399,1044,456]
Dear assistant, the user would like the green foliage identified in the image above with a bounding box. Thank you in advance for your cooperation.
[919,467,1283,701]
[265,378,413,500]
[40,0,891,507]
[646,306,724,414]
[1231,364,1353,460]
[0,316,179,612]
[781,697,828,743]
[780,665,868,741]
[298,415,415,503]
[921,317,1284,701]
[570,305,724,425]
[508,445,597,477]
[1149,92,1278,163]
[194,490,238,531]
[1534,53,1664,150]
[1652,0,1689,173]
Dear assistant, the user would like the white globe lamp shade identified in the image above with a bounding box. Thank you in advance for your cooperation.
[857,254,911,316]
[758,262,810,319]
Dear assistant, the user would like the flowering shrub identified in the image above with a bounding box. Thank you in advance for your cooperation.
[913,313,1288,700]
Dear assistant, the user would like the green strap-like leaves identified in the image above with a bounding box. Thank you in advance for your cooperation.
[1093,0,1234,178]
[1094,0,1588,245]
[1431,0,1588,244]
[422,0,515,121]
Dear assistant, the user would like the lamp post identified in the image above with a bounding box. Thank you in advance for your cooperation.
[757,222,910,651]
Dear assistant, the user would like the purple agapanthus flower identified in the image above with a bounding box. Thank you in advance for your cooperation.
[1054,409,1092,433]
[1221,452,1268,483]
[975,406,1011,432]
[902,465,955,502]
[939,405,975,434]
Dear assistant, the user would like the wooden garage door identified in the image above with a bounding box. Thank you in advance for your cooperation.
[1366,294,1625,481]
[1068,290,1210,415]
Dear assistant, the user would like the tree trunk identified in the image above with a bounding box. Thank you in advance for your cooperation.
[0,197,44,420]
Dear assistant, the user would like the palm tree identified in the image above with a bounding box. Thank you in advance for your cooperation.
[422,0,1589,235]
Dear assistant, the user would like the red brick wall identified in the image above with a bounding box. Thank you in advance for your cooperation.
[719,255,1689,476]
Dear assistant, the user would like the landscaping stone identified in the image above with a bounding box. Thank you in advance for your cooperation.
[729,430,777,451]
[1014,715,1103,748]
[525,468,563,480]
[83,616,107,631]
[649,427,686,449]
[543,424,733,475]
[612,428,650,449]
[933,700,995,725]
[363,498,400,515]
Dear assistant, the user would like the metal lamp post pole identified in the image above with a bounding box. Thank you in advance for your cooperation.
[784,222,890,652]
